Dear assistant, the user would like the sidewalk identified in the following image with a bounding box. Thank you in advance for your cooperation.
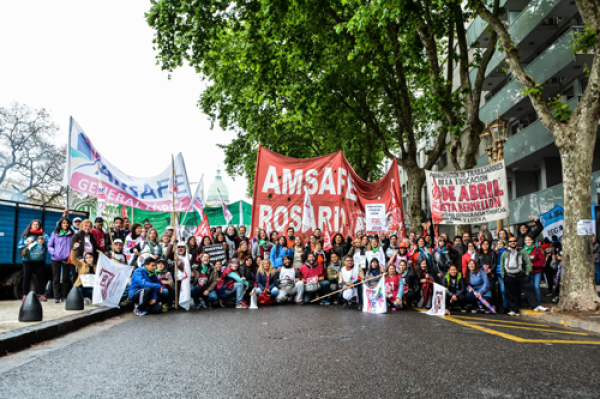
[0,300,131,356]
[520,306,600,334]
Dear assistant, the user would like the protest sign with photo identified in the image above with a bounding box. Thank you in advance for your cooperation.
[203,244,227,265]
[425,161,509,225]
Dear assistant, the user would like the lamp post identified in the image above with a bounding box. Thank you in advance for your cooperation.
[480,111,510,232]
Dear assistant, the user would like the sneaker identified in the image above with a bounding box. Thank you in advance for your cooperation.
[508,311,517,316]
[471,308,479,314]
[201,299,208,309]
[54,298,60,303]
[342,301,349,309]
[60,297,66,303]
[38,295,48,302]
[235,302,248,309]
[534,306,548,312]
[161,304,168,313]
[460,308,467,313]
[217,299,225,308]
[333,299,339,305]
[484,309,491,314]
[84,298,91,304]
[193,302,202,310]
[134,308,147,316]
[320,300,331,306]
[552,296,559,303]
[357,306,362,311]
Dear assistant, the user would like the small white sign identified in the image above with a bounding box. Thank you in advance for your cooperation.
[80,274,96,288]
[366,203,386,232]
[577,219,593,236]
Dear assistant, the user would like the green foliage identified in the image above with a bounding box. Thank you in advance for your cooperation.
[572,26,599,55]
[548,95,572,123]
[521,83,543,101]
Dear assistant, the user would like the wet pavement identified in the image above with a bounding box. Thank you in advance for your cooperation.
[1,305,600,398]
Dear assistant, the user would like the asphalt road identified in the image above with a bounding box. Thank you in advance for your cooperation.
[2,305,600,398]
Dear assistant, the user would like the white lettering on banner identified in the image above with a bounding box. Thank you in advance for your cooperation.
[262,166,280,194]
[259,204,274,232]
[337,168,347,195]
[290,205,302,230]
[273,206,289,231]
[318,206,332,230]
[318,168,336,195]
[282,169,303,195]
[346,175,357,201]
[304,169,318,195]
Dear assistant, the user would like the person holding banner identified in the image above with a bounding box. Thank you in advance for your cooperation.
[443,265,466,313]
[70,243,96,302]
[465,259,492,314]
[339,256,361,309]
[199,236,214,254]
[128,258,164,316]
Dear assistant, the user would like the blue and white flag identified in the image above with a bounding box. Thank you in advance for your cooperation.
[218,188,233,224]
[190,175,205,218]
[539,205,564,239]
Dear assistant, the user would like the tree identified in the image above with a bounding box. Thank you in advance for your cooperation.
[0,103,66,206]
[471,0,600,311]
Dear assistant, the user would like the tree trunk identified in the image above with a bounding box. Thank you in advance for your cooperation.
[557,124,600,312]
[405,168,426,233]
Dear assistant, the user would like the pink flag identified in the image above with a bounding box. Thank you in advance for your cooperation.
[194,213,211,239]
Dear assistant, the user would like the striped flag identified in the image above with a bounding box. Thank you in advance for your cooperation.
[217,189,233,224]
[190,175,205,217]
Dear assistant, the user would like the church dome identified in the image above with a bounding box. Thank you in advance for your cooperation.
[206,168,230,207]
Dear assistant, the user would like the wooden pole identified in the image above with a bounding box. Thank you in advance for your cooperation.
[96,164,115,255]
[172,155,179,310]
[310,272,387,303]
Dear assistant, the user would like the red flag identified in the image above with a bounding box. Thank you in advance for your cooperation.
[120,205,127,218]
[323,221,333,251]
[193,213,211,239]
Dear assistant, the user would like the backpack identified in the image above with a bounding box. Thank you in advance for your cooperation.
[257,291,275,306]
[29,243,45,261]
[504,251,523,274]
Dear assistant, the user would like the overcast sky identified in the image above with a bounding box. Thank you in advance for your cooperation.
[0,1,250,202]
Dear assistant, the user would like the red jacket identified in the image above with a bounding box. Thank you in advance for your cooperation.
[528,247,546,274]
[92,228,106,251]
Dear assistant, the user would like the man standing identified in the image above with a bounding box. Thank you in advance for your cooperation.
[92,217,106,252]
[285,227,296,248]
[500,236,548,316]
[238,225,249,244]
[110,216,127,247]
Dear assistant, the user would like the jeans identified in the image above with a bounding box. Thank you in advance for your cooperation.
[23,261,46,295]
[256,287,280,297]
[303,280,330,304]
[78,286,93,299]
[595,263,600,284]
[497,276,509,309]
[129,287,162,313]
[51,260,71,299]
[159,288,174,306]
[220,282,246,304]
[504,273,540,312]
[191,286,218,304]
[277,281,304,303]
[466,291,492,309]
[530,272,542,303]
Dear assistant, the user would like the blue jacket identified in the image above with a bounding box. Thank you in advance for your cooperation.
[256,271,277,291]
[468,269,491,298]
[270,245,291,269]
[129,267,162,300]
[496,248,506,274]
[17,234,49,262]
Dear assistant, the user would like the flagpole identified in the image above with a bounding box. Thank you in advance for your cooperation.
[172,154,179,310]
[182,174,203,224]
[239,200,243,226]
[66,116,73,209]
[96,164,115,258]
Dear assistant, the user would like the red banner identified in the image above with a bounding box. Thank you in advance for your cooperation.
[251,146,405,238]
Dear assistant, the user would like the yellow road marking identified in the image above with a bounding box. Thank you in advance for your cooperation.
[452,316,550,327]
[445,316,600,344]
[478,323,590,336]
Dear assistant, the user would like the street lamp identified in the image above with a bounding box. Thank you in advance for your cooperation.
[479,110,510,232]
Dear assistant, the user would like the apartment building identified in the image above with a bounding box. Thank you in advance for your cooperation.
[398,0,600,238]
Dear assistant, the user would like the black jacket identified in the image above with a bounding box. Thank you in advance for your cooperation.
[517,219,543,249]
[443,273,466,298]
[70,231,98,260]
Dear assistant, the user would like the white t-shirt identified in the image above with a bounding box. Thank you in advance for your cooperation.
[279,267,296,281]
[84,236,93,254]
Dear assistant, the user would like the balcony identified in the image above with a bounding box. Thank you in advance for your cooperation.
[469,0,567,87]
[466,0,508,48]
[509,171,600,224]
[478,27,587,125]
[476,97,580,168]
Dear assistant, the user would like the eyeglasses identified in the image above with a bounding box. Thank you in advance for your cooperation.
[508,240,517,243]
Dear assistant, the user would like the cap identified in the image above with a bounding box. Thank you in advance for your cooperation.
[73,217,82,222]
[398,242,409,248]
[94,217,104,223]
[113,239,123,244]
[498,239,506,245]
[177,241,186,247]
[166,226,174,230]
[230,258,240,265]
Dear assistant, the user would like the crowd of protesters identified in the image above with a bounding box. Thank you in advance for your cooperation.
[17,209,566,316]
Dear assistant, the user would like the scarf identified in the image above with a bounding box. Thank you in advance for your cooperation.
[330,261,342,273]
[258,239,267,247]
[30,229,43,235]
[371,246,379,254]
[147,241,159,253]
[419,247,432,262]
[144,266,155,277]
[468,250,477,256]
[524,244,534,254]
[156,269,167,276]
[60,230,69,236]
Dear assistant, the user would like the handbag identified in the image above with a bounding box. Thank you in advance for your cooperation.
[257,274,275,306]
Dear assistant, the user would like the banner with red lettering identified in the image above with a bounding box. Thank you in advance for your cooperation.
[251,146,405,237]
[425,161,509,225]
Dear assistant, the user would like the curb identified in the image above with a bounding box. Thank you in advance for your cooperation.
[0,303,133,357]
[519,309,600,334]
